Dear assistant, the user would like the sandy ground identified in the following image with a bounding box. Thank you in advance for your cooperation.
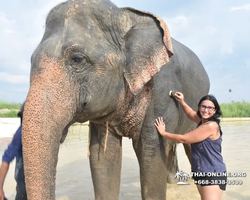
[0,118,20,151]
[0,118,20,138]
[1,118,250,200]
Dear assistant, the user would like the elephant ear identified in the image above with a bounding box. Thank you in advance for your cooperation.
[122,8,174,95]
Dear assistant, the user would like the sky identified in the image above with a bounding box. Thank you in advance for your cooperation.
[0,0,249,104]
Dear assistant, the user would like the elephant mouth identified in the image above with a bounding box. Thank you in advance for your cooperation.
[60,121,75,143]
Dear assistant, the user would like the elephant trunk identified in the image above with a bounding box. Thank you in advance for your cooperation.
[22,54,76,199]
[22,104,60,199]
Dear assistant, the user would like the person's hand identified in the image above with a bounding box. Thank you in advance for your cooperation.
[0,188,5,200]
[173,92,184,103]
[154,117,166,135]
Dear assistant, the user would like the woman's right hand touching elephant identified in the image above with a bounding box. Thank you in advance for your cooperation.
[173,91,200,123]
[173,92,184,104]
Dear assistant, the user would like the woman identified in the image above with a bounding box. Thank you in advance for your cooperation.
[155,92,226,200]
[0,103,27,200]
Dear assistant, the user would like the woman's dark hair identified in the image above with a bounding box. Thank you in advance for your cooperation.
[196,95,222,124]
[17,102,25,123]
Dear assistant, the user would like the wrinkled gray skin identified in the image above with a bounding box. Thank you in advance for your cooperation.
[22,0,209,199]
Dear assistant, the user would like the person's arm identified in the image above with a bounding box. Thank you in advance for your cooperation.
[0,161,9,200]
[173,92,200,123]
[0,125,22,200]
[2,125,22,164]
[154,117,216,144]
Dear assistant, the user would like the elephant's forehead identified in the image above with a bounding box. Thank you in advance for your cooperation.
[44,0,115,50]
[48,0,113,32]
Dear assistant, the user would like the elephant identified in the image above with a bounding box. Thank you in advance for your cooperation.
[22,0,209,199]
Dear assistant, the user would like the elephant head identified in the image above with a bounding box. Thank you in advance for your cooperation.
[22,0,174,199]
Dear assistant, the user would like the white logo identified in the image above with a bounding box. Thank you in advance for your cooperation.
[175,170,190,185]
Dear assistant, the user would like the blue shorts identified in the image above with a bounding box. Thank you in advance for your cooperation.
[193,171,227,191]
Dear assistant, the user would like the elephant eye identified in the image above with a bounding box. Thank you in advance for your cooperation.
[71,53,84,64]
[69,52,91,72]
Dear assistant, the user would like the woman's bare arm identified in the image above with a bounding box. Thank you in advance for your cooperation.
[155,117,218,144]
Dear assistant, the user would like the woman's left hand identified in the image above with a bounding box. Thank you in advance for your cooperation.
[154,117,166,135]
